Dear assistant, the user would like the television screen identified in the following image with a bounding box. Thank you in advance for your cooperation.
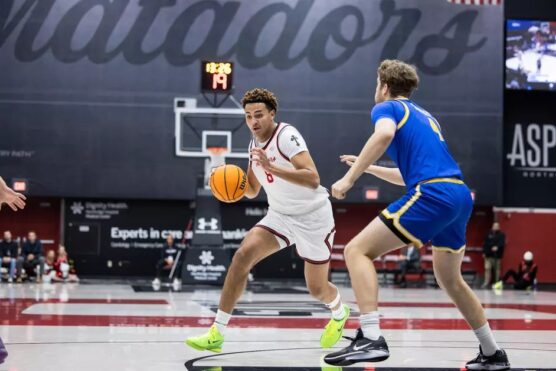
[505,19,556,91]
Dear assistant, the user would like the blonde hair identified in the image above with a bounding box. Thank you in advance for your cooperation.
[378,60,419,98]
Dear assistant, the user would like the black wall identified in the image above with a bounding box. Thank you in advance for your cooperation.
[1,0,503,204]
[64,198,276,276]
[503,0,556,207]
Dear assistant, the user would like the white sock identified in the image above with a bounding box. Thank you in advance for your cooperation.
[331,304,347,321]
[473,322,500,356]
[325,290,346,320]
[214,309,231,334]
[360,311,381,340]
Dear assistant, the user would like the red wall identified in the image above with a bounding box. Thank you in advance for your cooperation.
[0,197,61,254]
[495,209,556,283]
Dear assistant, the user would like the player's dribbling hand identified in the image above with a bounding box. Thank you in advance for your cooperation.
[331,177,354,200]
[0,177,26,211]
[251,148,271,171]
[340,154,357,167]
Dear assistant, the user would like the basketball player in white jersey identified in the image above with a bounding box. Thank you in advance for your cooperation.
[186,88,349,353]
[0,176,26,365]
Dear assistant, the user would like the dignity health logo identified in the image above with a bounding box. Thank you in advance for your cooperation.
[506,123,556,178]
[70,202,84,215]
[199,250,215,265]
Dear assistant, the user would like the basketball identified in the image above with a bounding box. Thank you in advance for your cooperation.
[210,164,248,203]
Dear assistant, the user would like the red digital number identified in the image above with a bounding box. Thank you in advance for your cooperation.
[212,73,228,90]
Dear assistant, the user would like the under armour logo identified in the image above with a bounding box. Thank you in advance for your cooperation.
[199,250,215,265]
[197,217,218,230]
[291,135,300,146]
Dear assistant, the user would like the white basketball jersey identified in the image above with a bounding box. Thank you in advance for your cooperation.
[249,122,329,215]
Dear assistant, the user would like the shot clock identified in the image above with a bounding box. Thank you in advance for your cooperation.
[202,61,234,92]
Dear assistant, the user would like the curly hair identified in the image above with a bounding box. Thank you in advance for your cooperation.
[241,88,278,113]
[378,60,419,98]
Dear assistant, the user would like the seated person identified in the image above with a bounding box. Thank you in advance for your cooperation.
[43,250,60,282]
[16,231,44,282]
[396,244,421,287]
[153,235,182,285]
[493,251,537,290]
[0,230,18,283]
[54,245,79,282]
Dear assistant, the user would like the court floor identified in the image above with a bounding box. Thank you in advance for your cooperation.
[1,280,555,371]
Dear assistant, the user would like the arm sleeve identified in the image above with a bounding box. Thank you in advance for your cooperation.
[277,126,308,160]
[371,101,397,126]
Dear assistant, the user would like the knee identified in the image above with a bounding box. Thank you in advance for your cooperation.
[434,270,464,291]
[343,244,364,264]
[231,245,257,272]
[344,241,380,263]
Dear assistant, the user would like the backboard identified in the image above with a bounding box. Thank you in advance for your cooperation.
[174,98,250,160]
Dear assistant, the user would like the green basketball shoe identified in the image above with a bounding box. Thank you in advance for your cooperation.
[320,304,350,348]
[185,324,224,353]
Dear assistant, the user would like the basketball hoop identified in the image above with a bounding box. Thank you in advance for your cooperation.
[204,146,229,189]
[207,146,228,169]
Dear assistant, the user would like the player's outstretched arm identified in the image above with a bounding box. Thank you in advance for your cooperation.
[340,155,404,186]
[244,166,261,199]
[331,118,396,199]
[0,176,27,211]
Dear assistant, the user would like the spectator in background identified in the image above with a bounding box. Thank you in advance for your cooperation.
[1,231,19,283]
[54,245,79,282]
[493,251,538,291]
[16,231,44,283]
[482,222,506,288]
[42,249,59,283]
[152,234,182,286]
[396,244,422,288]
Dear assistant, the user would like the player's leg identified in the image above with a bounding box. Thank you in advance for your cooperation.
[218,227,280,313]
[433,250,487,329]
[303,261,350,348]
[431,184,509,370]
[325,183,461,366]
[433,249,509,370]
[292,201,350,348]
[185,223,283,353]
[324,216,406,366]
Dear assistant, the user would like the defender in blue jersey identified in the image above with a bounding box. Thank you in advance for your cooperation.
[325,60,510,370]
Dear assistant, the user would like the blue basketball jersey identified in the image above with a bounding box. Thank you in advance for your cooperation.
[371,99,462,189]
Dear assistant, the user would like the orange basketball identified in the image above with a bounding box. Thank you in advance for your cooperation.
[210,164,248,203]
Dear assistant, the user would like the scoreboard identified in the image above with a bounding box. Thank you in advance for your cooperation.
[201,61,234,92]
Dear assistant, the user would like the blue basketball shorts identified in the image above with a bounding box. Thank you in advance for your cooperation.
[379,178,473,253]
